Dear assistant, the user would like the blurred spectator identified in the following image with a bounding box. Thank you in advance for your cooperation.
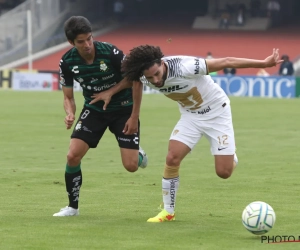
[236,7,245,26]
[267,0,281,27]
[219,11,230,29]
[257,69,270,76]
[113,0,125,22]
[223,68,236,76]
[206,52,213,59]
[250,0,261,17]
[279,55,294,76]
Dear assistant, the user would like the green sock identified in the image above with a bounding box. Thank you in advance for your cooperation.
[65,163,81,173]
[65,163,82,209]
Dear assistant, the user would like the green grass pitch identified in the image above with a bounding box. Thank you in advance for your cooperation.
[1,91,300,250]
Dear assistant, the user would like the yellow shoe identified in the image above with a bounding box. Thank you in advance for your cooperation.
[147,209,175,222]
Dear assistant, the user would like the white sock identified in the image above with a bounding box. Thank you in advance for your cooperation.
[162,177,179,214]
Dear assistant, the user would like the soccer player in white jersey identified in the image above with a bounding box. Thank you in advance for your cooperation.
[90,45,283,222]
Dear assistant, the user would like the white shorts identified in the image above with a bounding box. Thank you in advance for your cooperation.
[169,104,235,155]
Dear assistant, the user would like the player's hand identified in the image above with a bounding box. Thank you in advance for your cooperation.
[89,92,112,110]
[264,48,283,67]
[123,117,138,135]
[65,113,75,129]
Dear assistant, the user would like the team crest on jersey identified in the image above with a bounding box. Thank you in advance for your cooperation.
[173,129,179,136]
[75,121,82,131]
[100,61,108,72]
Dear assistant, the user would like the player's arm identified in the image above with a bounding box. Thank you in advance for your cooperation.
[130,80,143,120]
[206,48,282,73]
[90,77,133,107]
[60,59,76,129]
[122,80,143,135]
[62,86,76,129]
[110,44,142,134]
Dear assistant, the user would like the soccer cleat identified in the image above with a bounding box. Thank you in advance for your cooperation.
[138,146,148,169]
[53,206,79,217]
[147,209,175,222]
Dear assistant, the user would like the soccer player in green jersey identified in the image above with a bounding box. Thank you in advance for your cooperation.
[53,16,148,216]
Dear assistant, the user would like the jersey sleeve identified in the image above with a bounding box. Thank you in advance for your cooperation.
[109,45,125,72]
[59,59,73,87]
[182,56,208,77]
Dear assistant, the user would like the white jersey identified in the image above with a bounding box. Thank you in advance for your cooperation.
[140,55,229,120]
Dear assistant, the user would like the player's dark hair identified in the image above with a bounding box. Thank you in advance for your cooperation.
[64,16,92,42]
[122,45,164,81]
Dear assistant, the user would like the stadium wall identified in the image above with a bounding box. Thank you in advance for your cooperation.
[1,71,299,98]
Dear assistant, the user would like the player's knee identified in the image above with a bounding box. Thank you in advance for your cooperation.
[166,152,181,166]
[216,171,232,179]
[124,164,138,173]
[123,159,139,173]
[67,151,82,166]
[216,166,233,179]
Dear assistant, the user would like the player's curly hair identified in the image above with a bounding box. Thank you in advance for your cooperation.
[122,45,164,81]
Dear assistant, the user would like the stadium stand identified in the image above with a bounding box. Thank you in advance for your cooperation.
[0,0,299,76]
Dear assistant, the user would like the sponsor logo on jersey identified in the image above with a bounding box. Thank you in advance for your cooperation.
[83,126,92,133]
[100,61,108,72]
[194,58,200,74]
[159,85,188,93]
[91,82,117,92]
[121,100,129,106]
[72,66,79,74]
[187,106,211,115]
[76,77,84,83]
[118,137,131,142]
[102,74,114,80]
[90,78,98,83]
[133,137,139,144]
[170,179,176,208]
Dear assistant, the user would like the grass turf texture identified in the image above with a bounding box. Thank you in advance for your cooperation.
[1,91,300,250]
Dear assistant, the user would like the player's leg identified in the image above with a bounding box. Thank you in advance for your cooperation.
[109,107,147,172]
[53,108,106,216]
[120,145,148,172]
[53,138,89,216]
[147,114,201,222]
[214,154,236,179]
[204,105,237,179]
